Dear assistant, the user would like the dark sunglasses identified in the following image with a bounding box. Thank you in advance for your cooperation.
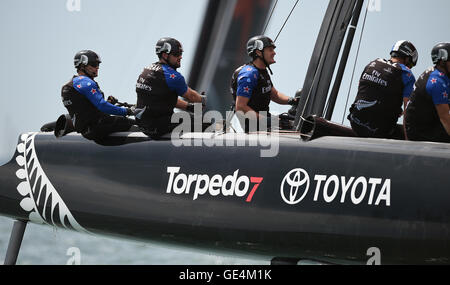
[170,50,183,57]
[88,62,100,68]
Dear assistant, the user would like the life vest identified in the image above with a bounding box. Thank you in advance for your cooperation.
[231,63,273,113]
[61,76,104,133]
[136,62,180,120]
[405,67,450,142]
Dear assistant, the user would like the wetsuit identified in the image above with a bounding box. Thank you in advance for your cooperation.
[135,62,188,138]
[405,67,450,143]
[61,76,133,142]
[231,63,273,132]
[348,58,415,139]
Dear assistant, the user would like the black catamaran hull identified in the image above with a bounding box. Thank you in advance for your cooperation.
[1,132,450,264]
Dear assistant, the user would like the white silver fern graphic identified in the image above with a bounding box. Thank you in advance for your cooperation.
[355,99,377,111]
[15,132,89,233]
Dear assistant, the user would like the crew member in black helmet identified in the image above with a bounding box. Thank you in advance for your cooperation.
[347,40,418,139]
[405,42,450,143]
[230,35,299,132]
[135,37,204,139]
[61,50,141,142]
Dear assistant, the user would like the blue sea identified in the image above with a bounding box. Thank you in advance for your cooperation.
[0,216,270,265]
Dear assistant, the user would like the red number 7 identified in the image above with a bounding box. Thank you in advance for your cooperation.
[246,177,263,203]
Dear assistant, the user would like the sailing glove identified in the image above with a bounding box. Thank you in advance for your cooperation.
[199,91,207,107]
[186,103,195,113]
[107,96,119,105]
[126,106,145,118]
[287,97,299,106]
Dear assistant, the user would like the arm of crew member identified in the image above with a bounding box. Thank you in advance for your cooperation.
[182,87,202,103]
[175,98,189,110]
[435,104,450,136]
[235,96,259,120]
[402,98,410,117]
[78,84,126,116]
[270,87,290,105]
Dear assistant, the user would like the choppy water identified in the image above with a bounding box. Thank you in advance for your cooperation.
[0,216,268,265]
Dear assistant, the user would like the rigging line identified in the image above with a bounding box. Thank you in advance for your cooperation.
[263,0,279,35]
[274,0,300,42]
[341,2,369,125]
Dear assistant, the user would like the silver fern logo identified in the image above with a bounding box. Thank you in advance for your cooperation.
[15,133,89,233]
[355,99,378,111]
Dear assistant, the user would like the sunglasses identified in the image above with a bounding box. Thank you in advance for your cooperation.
[170,50,183,57]
[88,62,100,68]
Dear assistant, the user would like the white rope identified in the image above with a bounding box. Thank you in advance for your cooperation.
[274,0,300,42]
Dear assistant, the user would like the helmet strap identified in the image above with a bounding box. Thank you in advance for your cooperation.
[405,57,413,69]
[79,65,95,79]
[161,53,178,70]
[256,50,273,75]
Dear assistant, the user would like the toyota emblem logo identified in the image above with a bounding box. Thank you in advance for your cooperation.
[280,168,310,205]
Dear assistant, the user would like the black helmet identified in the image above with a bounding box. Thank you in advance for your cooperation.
[247,35,276,58]
[74,50,101,68]
[155,37,183,57]
[390,40,418,67]
[431,42,450,64]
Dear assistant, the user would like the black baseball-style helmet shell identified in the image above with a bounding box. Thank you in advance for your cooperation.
[390,40,418,67]
[431,42,450,64]
[74,50,102,68]
[247,35,276,57]
[155,37,183,57]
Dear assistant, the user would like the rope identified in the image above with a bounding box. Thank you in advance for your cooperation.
[341,2,369,125]
[274,0,300,42]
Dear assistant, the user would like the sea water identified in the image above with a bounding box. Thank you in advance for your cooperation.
[0,216,268,265]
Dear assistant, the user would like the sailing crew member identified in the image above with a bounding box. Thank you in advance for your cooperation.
[135,37,205,139]
[230,35,299,132]
[404,42,450,143]
[347,40,418,139]
[61,50,141,143]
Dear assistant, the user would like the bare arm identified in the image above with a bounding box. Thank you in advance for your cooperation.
[175,98,189,110]
[401,97,410,117]
[182,87,202,103]
[436,104,450,136]
[270,87,291,105]
[236,96,259,119]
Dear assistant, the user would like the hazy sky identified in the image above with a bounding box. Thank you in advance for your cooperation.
[1,0,448,163]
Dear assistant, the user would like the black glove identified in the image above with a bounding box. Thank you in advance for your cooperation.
[107,96,119,105]
[186,103,195,113]
[126,106,145,118]
[200,92,207,107]
[287,97,299,106]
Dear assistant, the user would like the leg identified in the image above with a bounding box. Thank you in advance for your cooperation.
[387,124,406,140]
[139,116,175,139]
[83,116,135,142]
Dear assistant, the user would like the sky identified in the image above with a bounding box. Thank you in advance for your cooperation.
[1,0,448,163]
